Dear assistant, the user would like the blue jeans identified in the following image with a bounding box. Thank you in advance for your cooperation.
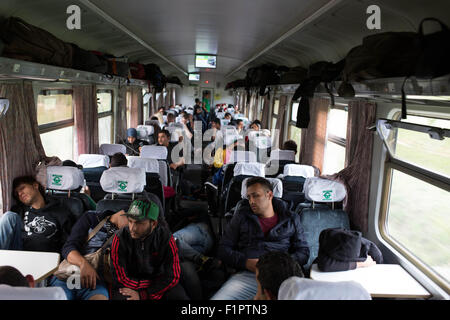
[0,211,23,250]
[210,271,257,300]
[173,222,214,263]
[48,276,109,300]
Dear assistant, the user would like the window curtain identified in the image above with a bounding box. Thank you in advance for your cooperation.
[170,87,176,106]
[115,85,128,143]
[129,86,143,128]
[325,100,377,232]
[0,81,46,212]
[260,95,271,130]
[73,85,99,158]
[276,95,289,146]
[298,97,329,173]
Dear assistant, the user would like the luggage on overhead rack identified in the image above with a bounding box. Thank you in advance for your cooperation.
[0,16,73,68]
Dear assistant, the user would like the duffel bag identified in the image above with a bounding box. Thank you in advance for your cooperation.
[0,16,73,67]
[129,62,146,79]
[71,43,108,73]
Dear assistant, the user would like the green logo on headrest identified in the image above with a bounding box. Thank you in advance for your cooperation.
[124,200,159,221]
[52,174,63,186]
[322,190,333,201]
[118,180,128,192]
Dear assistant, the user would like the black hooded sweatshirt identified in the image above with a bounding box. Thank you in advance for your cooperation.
[12,196,74,253]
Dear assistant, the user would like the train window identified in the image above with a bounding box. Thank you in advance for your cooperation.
[271,99,280,130]
[386,169,450,285]
[323,107,348,175]
[37,90,73,125]
[40,126,74,161]
[291,102,299,122]
[388,115,450,178]
[37,90,74,160]
[97,90,113,145]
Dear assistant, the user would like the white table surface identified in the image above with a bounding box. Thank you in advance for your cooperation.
[0,250,60,282]
[310,264,431,298]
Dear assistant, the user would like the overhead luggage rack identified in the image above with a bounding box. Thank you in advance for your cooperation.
[0,56,147,86]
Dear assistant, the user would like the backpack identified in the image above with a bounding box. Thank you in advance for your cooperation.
[293,60,345,128]
[129,62,147,80]
[0,16,73,68]
[340,18,450,118]
[279,66,308,84]
[245,63,288,96]
[144,63,166,92]
[71,44,108,73]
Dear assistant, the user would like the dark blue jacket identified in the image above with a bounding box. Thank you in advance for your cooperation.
[218,198,310,270]
[61,210,116,259]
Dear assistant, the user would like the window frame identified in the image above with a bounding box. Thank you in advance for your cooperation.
[378,112,450,292]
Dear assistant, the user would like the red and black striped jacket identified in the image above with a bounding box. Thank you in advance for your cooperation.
[110,224,180,300]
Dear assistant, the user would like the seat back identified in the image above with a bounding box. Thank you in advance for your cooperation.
[78,154,110,202]
[99,144,126,156]
[279,164,315,210]
[45,166,86,220]
[299,177,350,272]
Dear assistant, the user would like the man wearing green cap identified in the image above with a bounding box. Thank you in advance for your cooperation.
[110,198,188,300]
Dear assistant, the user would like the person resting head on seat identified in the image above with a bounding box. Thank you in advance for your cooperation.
[0,266,67,300]
[254,251,304,300]
[282,140,298,155]
[110,198,189,300]
[62,160,96,210]
[0,175,74,252]
[121,128,149,156]
[109,152,128,168]
[211,177,310,300]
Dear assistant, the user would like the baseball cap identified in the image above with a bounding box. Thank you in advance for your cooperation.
[122,199,159,221]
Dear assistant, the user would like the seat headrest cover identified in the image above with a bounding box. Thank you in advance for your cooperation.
[241,177,283,199]
[303,177,346,202]
[46,166,84,190]
[229,151,257,164]
[233,162,265,177]
[254,135,272,149]
[220,119,230,126]
[137,125,154,136]
[78,154,109,168]
[283,164,315,178]
[216,112,225,119]
[99,144,126,156]
[126,156,159,173]
[270,149,296,161]
[278,277,371,300]
[140,145,168,159]
[100,167,146,193]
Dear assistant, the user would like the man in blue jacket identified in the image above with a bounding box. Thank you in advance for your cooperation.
[211,177,309,300]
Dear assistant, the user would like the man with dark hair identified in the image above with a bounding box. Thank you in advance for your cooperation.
[282,140,298,155]
[48,208,130,300]
[109,152,128,168]
[110,198,188,300]
[157,129,184,170]
[254,251,304,300]
[0,176,74,252]
[0,266,67,300]
[211,176,309,300]
[224,112,232,120]
[235,119,244,135]
[120,128,149,156]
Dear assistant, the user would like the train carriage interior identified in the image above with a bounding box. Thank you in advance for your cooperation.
[0,0,449,302]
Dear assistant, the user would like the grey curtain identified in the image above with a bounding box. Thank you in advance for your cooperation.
[73,85,99,157]
[298,97,329,173]
[0,81,46,212]
[326,100,377,232]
